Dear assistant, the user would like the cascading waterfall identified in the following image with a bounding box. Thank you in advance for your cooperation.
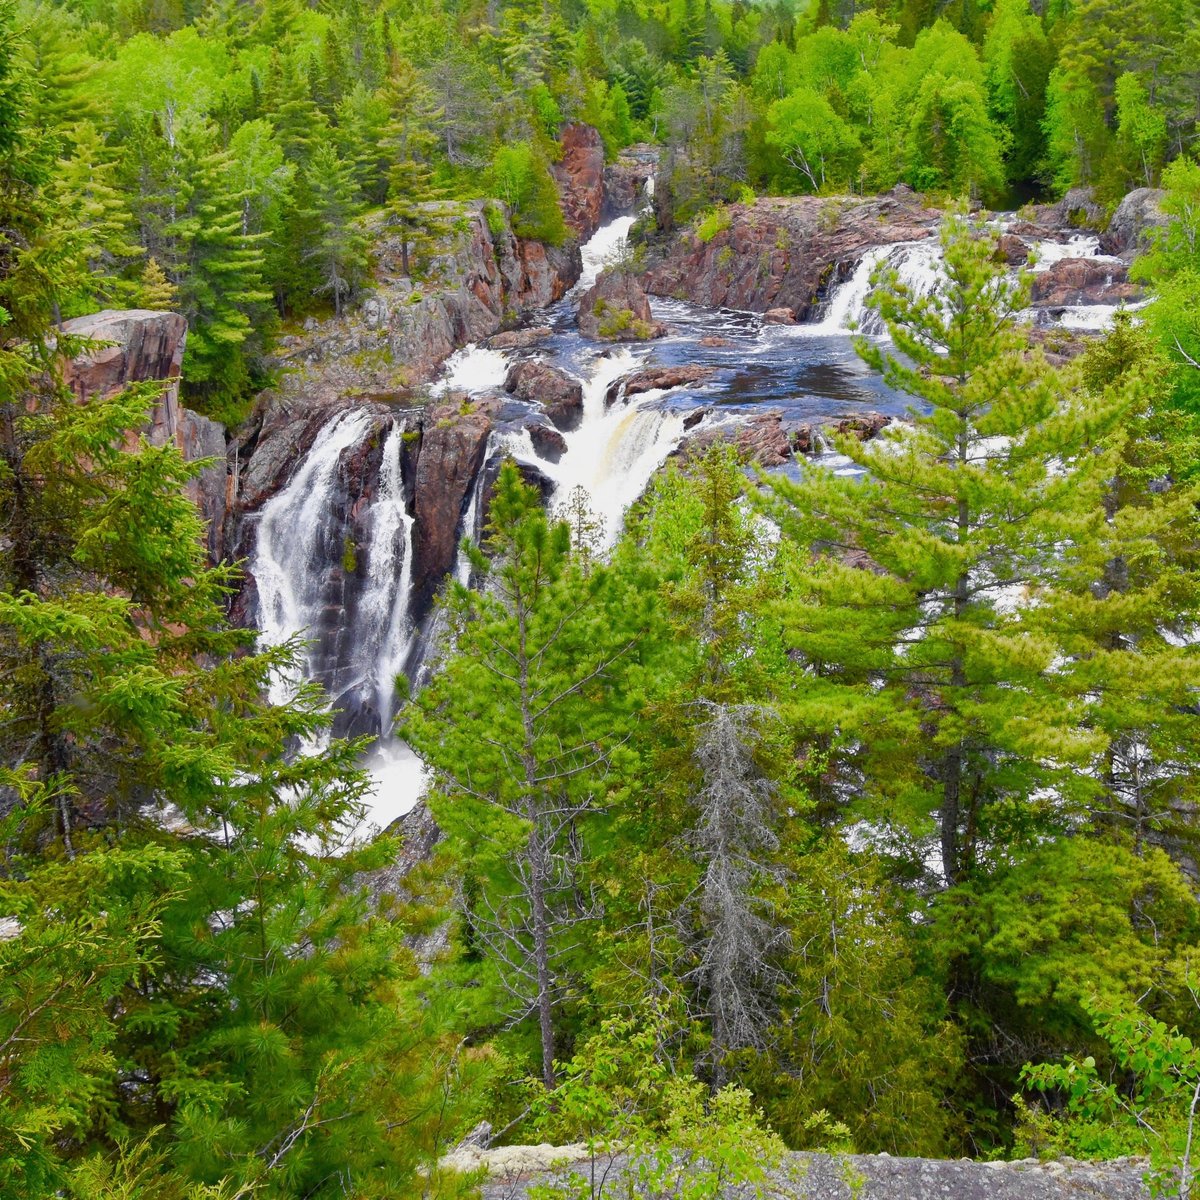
[576,217,637,293]
[801,240,944,336]
[251,408,430,832]
[253,409,374,708]
[359,424,417,731]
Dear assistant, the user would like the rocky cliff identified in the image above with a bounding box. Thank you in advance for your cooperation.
[60,310,228,561]
[640,188,941,317]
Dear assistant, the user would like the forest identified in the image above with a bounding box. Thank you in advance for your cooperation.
[4,0,1200,1192]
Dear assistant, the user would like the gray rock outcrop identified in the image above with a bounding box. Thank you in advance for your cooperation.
[478,1149,1153,1199]
[504,360,585,430]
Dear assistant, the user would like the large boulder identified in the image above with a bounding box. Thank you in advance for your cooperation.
[605,365,715,406]
[1029,259,1142,307]
[504,360,585,430]
[551,123,606,241]
[578,270,666,341]
[1103,187,1167,255]
[681,409,793,467]
[411,397,497,614]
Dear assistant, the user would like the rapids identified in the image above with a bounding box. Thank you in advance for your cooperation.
[250,204,1142,833]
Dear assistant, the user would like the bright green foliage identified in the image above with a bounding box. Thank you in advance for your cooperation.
[382,58,447,276]
[0,775,187,1199]
[762,213,1117,884]
[750,842,964,1155]
[1,298,475,1193]
[406,461,657,1089]
[53,121,145,315]
[527,1006,786,1200]
[298,138,370,316]
[488,141,568,247]
[1115,72,1168,189]
[982,0,1053,182]
[766,88,862,191]
[1132,156,1200,413]
[1021,992,1200,1193]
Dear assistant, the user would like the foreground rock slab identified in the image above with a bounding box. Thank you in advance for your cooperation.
[477,1149,1153,1199]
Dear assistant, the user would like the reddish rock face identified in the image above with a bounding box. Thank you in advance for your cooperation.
[682,409,793,467]
[411,398,497,613]
[60,309,187,437]
[641,190,940,316]
[1029,258,1142,307]
[504,360,585,430]
[577,271,666,341]
[552,123,606,241]
[59,309,229,560]
[995,234,1031,266]
[605,365,715,406]
[764,307,797,324]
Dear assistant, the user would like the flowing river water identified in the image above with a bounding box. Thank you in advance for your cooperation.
[250,210,1138,834]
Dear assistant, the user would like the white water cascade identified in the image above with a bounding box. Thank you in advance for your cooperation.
[576,216,637,292]
[799,240,945,337]
[498,347,688,548]
[251,409,430,833]
[254,409,375,707]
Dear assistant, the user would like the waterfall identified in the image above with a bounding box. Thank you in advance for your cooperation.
[454,432,493,585]
[433,344,511,394]
[801,240,944,336]
[253,409,375,707]
[253,411,420,736]
[360,423,418,731]
[576,217,637,292]
[250,406,435,834]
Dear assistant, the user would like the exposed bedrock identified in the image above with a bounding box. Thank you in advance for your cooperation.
[640,186,941,316]
[477,1148,1153,1199]
[680,408,892,467]
[60,309,229,562]
[578,270,667,341]
[605,365,716,407]
[1029,259,1142,308]
[504,360,585,430]
[552,123,606,240]
[603,143,659,218]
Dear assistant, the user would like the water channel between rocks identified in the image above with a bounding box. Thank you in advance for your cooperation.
[249,212,1139,836]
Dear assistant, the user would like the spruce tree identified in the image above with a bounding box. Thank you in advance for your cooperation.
[299,139,369,316]
[52,121,145,315]
[381,58,445,276]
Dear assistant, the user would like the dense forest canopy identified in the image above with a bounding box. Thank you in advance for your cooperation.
[5,0,1200,1192]
[10,0,1200,418]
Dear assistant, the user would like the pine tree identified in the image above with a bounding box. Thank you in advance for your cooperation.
[381,59,445,276]
[1,346,479,1199]
[52,121,145,315]
[406,461,656,1090]
[760,214,1135,886]
[299,139,369,316]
